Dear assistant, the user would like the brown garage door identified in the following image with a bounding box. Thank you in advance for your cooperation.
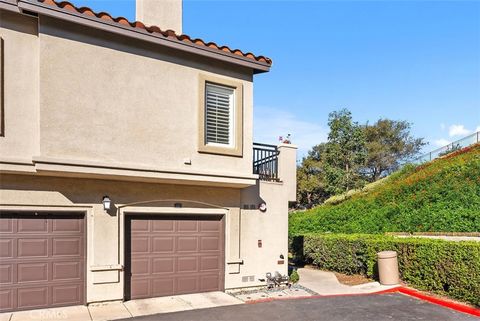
[0,213,86,312]
[125,215,224,300]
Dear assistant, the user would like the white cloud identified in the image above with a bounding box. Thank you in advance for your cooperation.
[448,124,471,137]
[434,139,451,147]
[254,106,327,159]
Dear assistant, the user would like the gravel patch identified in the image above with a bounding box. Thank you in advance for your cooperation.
[226,283,318,301]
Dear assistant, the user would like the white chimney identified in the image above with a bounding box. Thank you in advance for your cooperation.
[136,0,183,34]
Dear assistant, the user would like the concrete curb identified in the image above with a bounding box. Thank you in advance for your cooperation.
[397,287,480,317]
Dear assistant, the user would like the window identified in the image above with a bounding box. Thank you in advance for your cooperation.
[198,75,243,156]
[205,83,234,147]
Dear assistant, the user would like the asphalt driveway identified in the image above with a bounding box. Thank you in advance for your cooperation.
[119,293,477,321]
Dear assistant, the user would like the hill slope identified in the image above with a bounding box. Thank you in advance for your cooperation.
[289,144,480,235]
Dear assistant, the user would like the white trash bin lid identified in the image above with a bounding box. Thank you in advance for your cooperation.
[377,251,397,259]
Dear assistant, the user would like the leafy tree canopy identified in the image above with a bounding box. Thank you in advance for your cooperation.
[364,119,426,181]
[323,109,367,195]
[297,143,328,207]
[295,109,425,208]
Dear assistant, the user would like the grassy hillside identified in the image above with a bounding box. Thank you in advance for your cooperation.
[289,144,480,235]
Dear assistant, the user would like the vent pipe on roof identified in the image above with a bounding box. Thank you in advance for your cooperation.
[136,0,183,34]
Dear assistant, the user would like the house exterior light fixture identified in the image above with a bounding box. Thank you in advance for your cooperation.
[258,202,267,212]
[102,195,111,211]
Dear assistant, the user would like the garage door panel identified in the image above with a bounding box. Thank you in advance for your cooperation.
[130,279,150,298]
[0,219,13,233]
[176,277,198,294]
[0,213,86,312]
[177,237,198,252]
[200,256,221,271]
[152,278,174,296]
[200,237,220,251]
[177,220,198,232]
[18,239,48,257]
[131,220,149,232]
[52,284,82,305]
[17,263,48,283]
[0,239,13,258]
[0,289,13,310]
[18,287,48,309]
[152,220,174,232]
[131,237,149,253]
[52,261,82,281]
[0,264,13,284]
[152,258,174,274]
[18,218,47,233]
[131,258,150,275]
[52,238,83,257]
[53,219,82,233]
[152,237,174,252]
[127,215,224,300]
[200,275,220,291]
[200,221,220,232]
[177,257,198,273]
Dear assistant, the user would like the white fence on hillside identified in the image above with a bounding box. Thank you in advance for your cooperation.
[413,131,479,164]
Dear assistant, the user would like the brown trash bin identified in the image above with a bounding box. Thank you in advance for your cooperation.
[377,251,400,285]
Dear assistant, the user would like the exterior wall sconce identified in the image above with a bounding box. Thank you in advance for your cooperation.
[102,195,111,211]
[258,202,267,212]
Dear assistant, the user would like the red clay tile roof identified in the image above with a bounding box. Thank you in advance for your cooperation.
[37,0,272,66]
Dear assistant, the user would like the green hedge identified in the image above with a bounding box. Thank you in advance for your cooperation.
[292,234,480,306]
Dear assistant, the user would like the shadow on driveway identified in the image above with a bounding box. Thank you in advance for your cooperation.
[119,293,477,321]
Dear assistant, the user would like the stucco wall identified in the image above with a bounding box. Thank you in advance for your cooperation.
[225,145,297,287]
[0,10,40,161]
[0,173,290,301]
[0,174,240,302]
[278,144,298,202]
[37,16,254,178]
[230,181,290,288]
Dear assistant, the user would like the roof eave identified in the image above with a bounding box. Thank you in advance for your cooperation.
[16,0,271,73]
[0,0,20,13]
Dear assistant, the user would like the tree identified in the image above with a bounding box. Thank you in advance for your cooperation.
[323,109,367,195]
[364,119,425,181]
[307,143,327,162]
[297,143,329,207]
[295,110,425,208]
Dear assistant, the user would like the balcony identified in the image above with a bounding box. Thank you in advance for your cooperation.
[253,143,280,181]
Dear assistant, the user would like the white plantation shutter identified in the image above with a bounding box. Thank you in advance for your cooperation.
[205,83,234,146]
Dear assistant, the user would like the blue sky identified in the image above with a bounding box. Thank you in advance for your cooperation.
[72,0,480,157]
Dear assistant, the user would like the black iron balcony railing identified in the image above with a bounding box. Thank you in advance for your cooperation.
[253,143,280,181]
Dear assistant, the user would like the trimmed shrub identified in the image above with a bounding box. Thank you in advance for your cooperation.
[293,234,480,306]
[289,269,300,283]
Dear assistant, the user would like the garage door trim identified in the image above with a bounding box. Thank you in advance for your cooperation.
[124,213,225,300]
[0,211,87,312]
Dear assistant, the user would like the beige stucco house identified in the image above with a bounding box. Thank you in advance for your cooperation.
[0,0,297,313]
